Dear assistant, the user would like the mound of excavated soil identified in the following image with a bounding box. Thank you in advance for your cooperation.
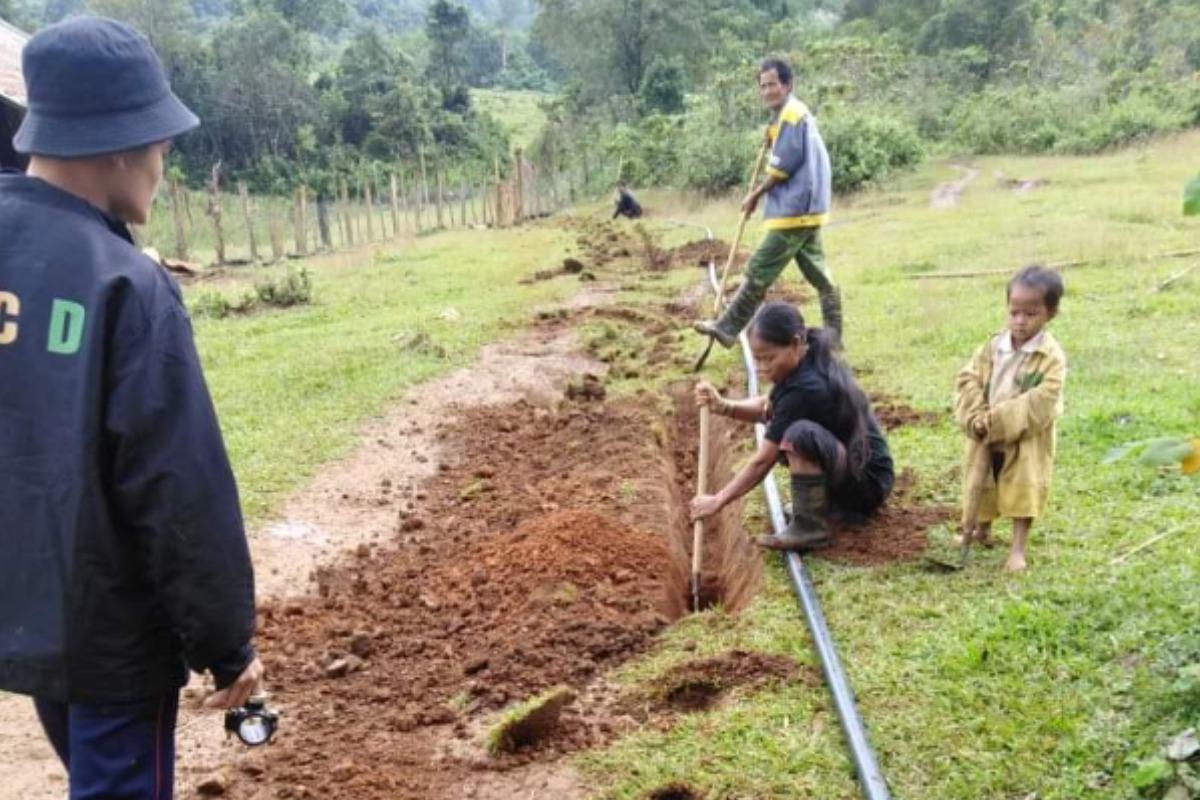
[235,396,746,799]
[821,471,955,565]
[668,239,740,269]
[870,393,943,431]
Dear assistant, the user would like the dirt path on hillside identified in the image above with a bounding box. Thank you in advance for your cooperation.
[930,165,981,209]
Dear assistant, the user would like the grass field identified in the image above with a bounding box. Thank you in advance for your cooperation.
[183,131,1199,799]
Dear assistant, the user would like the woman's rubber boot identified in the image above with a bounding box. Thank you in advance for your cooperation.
[819,288,844,349]
[757,474,830,551]
[692,281,765,349]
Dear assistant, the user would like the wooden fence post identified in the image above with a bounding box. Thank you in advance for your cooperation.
[293,185,307,256]
[268,201,284,261]
[435,156,446,229]
[375,175,388,238]
[169,180,189,261]
[459,176,468,227]
[339,177,353,247]
[390,173,401,236]
[514,147,524,224]
[206,162,226,266]
[238,181,258,262]
[316,192,332,251]
[412,168,424,232]
[418,147,430,232]
[493,156,503,229]
[363,177,375,241]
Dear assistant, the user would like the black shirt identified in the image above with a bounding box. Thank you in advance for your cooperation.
[765,350,892,485]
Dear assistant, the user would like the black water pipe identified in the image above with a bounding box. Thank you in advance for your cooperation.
[700,236,892,800]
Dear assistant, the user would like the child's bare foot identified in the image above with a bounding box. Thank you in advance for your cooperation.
[1004,552,1027,572]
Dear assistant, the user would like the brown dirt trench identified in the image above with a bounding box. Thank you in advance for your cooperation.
[0,282,771,800]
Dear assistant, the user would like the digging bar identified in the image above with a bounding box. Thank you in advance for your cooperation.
[693,141,770,372]
[691,405,711,612]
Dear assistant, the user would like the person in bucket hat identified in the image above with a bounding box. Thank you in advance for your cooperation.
[1,16,261,799]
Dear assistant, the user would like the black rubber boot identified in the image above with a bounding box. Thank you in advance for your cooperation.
[819,287,844,348]
[693,281,765,349]
[757,474,830,551]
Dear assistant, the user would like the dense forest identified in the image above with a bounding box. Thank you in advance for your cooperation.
[2,0,1198,194]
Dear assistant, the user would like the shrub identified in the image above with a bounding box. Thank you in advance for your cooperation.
[678,111,759,195]
[821,108,924,192]
[189,268,312,319]
[255,268,313,308]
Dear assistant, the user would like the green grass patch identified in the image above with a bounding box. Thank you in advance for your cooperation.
[187,222,575,519]
[576,132,1200,799]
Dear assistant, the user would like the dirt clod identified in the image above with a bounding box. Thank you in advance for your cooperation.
[196,770,230,796]
[565,373,606,401]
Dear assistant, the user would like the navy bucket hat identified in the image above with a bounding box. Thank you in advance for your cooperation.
[13,16,199,158]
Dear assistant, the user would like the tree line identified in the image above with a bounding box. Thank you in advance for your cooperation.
[1,0,554,193]
[530,0,1200,193]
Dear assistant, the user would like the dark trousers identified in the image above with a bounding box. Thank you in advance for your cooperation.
[34,691,179,800]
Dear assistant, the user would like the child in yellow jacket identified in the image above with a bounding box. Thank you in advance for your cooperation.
[954,266,1067,572]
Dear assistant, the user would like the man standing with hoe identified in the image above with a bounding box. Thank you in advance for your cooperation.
[0,16,261,798]
[694,57,842,347]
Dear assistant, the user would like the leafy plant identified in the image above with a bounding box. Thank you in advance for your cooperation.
[255,268,313,308]
[1103,437,1200,475]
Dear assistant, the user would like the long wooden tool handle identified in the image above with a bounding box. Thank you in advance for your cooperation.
[691,405,712,610]
[714,140,771,313]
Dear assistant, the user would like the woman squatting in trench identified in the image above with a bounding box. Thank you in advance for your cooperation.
[690,302,895,550]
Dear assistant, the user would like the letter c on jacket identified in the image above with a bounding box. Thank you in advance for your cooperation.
[0,291,18,345]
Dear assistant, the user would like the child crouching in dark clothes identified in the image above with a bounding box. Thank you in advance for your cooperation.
[690,302,894,550]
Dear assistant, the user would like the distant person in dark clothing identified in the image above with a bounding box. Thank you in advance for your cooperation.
[1,16,261,799]
[613,182,643,219]
[690,302,893,551]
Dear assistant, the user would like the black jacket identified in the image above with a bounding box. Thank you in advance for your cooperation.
[0,173,255,703]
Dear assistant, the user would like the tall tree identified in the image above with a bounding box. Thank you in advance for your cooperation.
[425,0,471,105]
[87,0,197,61]
[534,0,703,107]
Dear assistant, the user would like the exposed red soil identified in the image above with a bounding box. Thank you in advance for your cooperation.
[821,470,955,566]
[870,393,943,431]
[223,383,764,799]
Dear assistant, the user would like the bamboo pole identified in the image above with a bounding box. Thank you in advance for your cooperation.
[364,177,375,241]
